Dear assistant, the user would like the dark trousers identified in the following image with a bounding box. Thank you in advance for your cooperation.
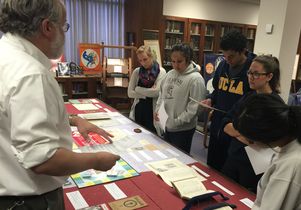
[207,132,231,172]
[164,128,195,154]
[222,148,262,193]
[0,188,65,210]
[135,98,156,133]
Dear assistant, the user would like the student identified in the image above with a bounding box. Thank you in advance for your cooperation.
[202,30,256,171]
[0,1,119,209]
[128,45,166,133]
[232,94,301,210]
[222,55,281,192]
[154,43,206,153]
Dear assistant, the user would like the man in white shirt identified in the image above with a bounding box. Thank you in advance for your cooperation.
[0,0,120,209]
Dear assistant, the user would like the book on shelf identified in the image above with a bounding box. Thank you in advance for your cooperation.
[190,23,200,34]
[247,29,255,39]
[204,39,214,51]
[205,25,214,36]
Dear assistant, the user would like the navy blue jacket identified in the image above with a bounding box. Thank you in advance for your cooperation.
[209,52,256,137]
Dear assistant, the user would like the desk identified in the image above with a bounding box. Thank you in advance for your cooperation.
[64,99,255,210]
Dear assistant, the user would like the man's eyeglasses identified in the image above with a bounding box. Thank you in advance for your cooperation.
[247,71,269,79]
[62,22,70,32]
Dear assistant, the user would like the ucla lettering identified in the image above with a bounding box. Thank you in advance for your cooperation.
[218,77,229,91]
[218,76,243,95]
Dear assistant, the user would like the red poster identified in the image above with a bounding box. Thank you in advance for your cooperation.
[78,43,102,73]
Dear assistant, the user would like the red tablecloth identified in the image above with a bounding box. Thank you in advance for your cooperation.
[64,99,255,210]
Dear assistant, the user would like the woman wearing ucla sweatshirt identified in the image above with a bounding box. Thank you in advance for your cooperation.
[154,43,206,153]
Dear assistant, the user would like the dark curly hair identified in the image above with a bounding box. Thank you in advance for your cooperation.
[171,43,193,64]
[233,94,301,144]
[220,30,247,53]
[0,0,63,37]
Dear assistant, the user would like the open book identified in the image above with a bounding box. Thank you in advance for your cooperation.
[172,177,213,200]
[145,158,209,199]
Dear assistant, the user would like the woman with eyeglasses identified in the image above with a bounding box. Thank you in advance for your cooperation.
[221,55,281,192]
[232,93,301,210]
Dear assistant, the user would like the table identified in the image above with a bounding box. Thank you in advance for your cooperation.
[64,99,255,210]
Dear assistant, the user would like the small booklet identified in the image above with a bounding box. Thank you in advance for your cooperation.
[108,195,147,210]
[172,177,213,200]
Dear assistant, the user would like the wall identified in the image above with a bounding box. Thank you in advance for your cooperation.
[124,0,163,47]
[254,0,301,101]
[163,0,259,25]
[124,0,163,66]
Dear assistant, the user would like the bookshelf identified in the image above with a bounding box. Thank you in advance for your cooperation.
[102,45,136,113]
[55,76,102,101]
[161,16,188,70]
[216,23,245,52]
[160,16,257,71]
[245,25,257,52]
[188,19,203,66]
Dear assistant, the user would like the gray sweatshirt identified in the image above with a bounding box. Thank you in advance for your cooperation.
[156,62,206,132]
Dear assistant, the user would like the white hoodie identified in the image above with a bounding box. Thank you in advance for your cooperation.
[156,62,206,132]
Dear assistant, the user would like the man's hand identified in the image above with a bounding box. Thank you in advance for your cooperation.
[201,98,212,107]
[94,152,120,171]
[71,116,113,142]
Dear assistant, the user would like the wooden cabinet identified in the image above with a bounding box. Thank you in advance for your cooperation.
[188,19,203,66]
[55,76,102,101]
[161,16,188,70]
[160,15,257,71]
[245,25,257,52]
[102,45,136,113]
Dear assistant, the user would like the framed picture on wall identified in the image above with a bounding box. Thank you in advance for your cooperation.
[144,40,162,67]
[78,43,103,74]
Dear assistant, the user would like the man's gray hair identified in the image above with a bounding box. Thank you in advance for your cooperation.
[0,0,63,37]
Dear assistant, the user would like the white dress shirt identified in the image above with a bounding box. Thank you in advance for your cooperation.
[0,33,72,195]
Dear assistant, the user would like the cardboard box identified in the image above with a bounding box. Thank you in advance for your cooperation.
[106,77,129,87]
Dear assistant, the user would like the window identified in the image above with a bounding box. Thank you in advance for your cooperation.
[64,0,125,63]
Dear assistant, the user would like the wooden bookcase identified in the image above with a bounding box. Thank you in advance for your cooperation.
[161,16,188,71]
[160,15,257,71]
[102,45,136,113]
[55,76,102,101]
[188,19,203,67]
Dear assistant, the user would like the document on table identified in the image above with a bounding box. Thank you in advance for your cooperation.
[72,103,99,111]
[66,191,88,209]
[245,145,275,175]
[104,183,127,200]
[158,102,168,132]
